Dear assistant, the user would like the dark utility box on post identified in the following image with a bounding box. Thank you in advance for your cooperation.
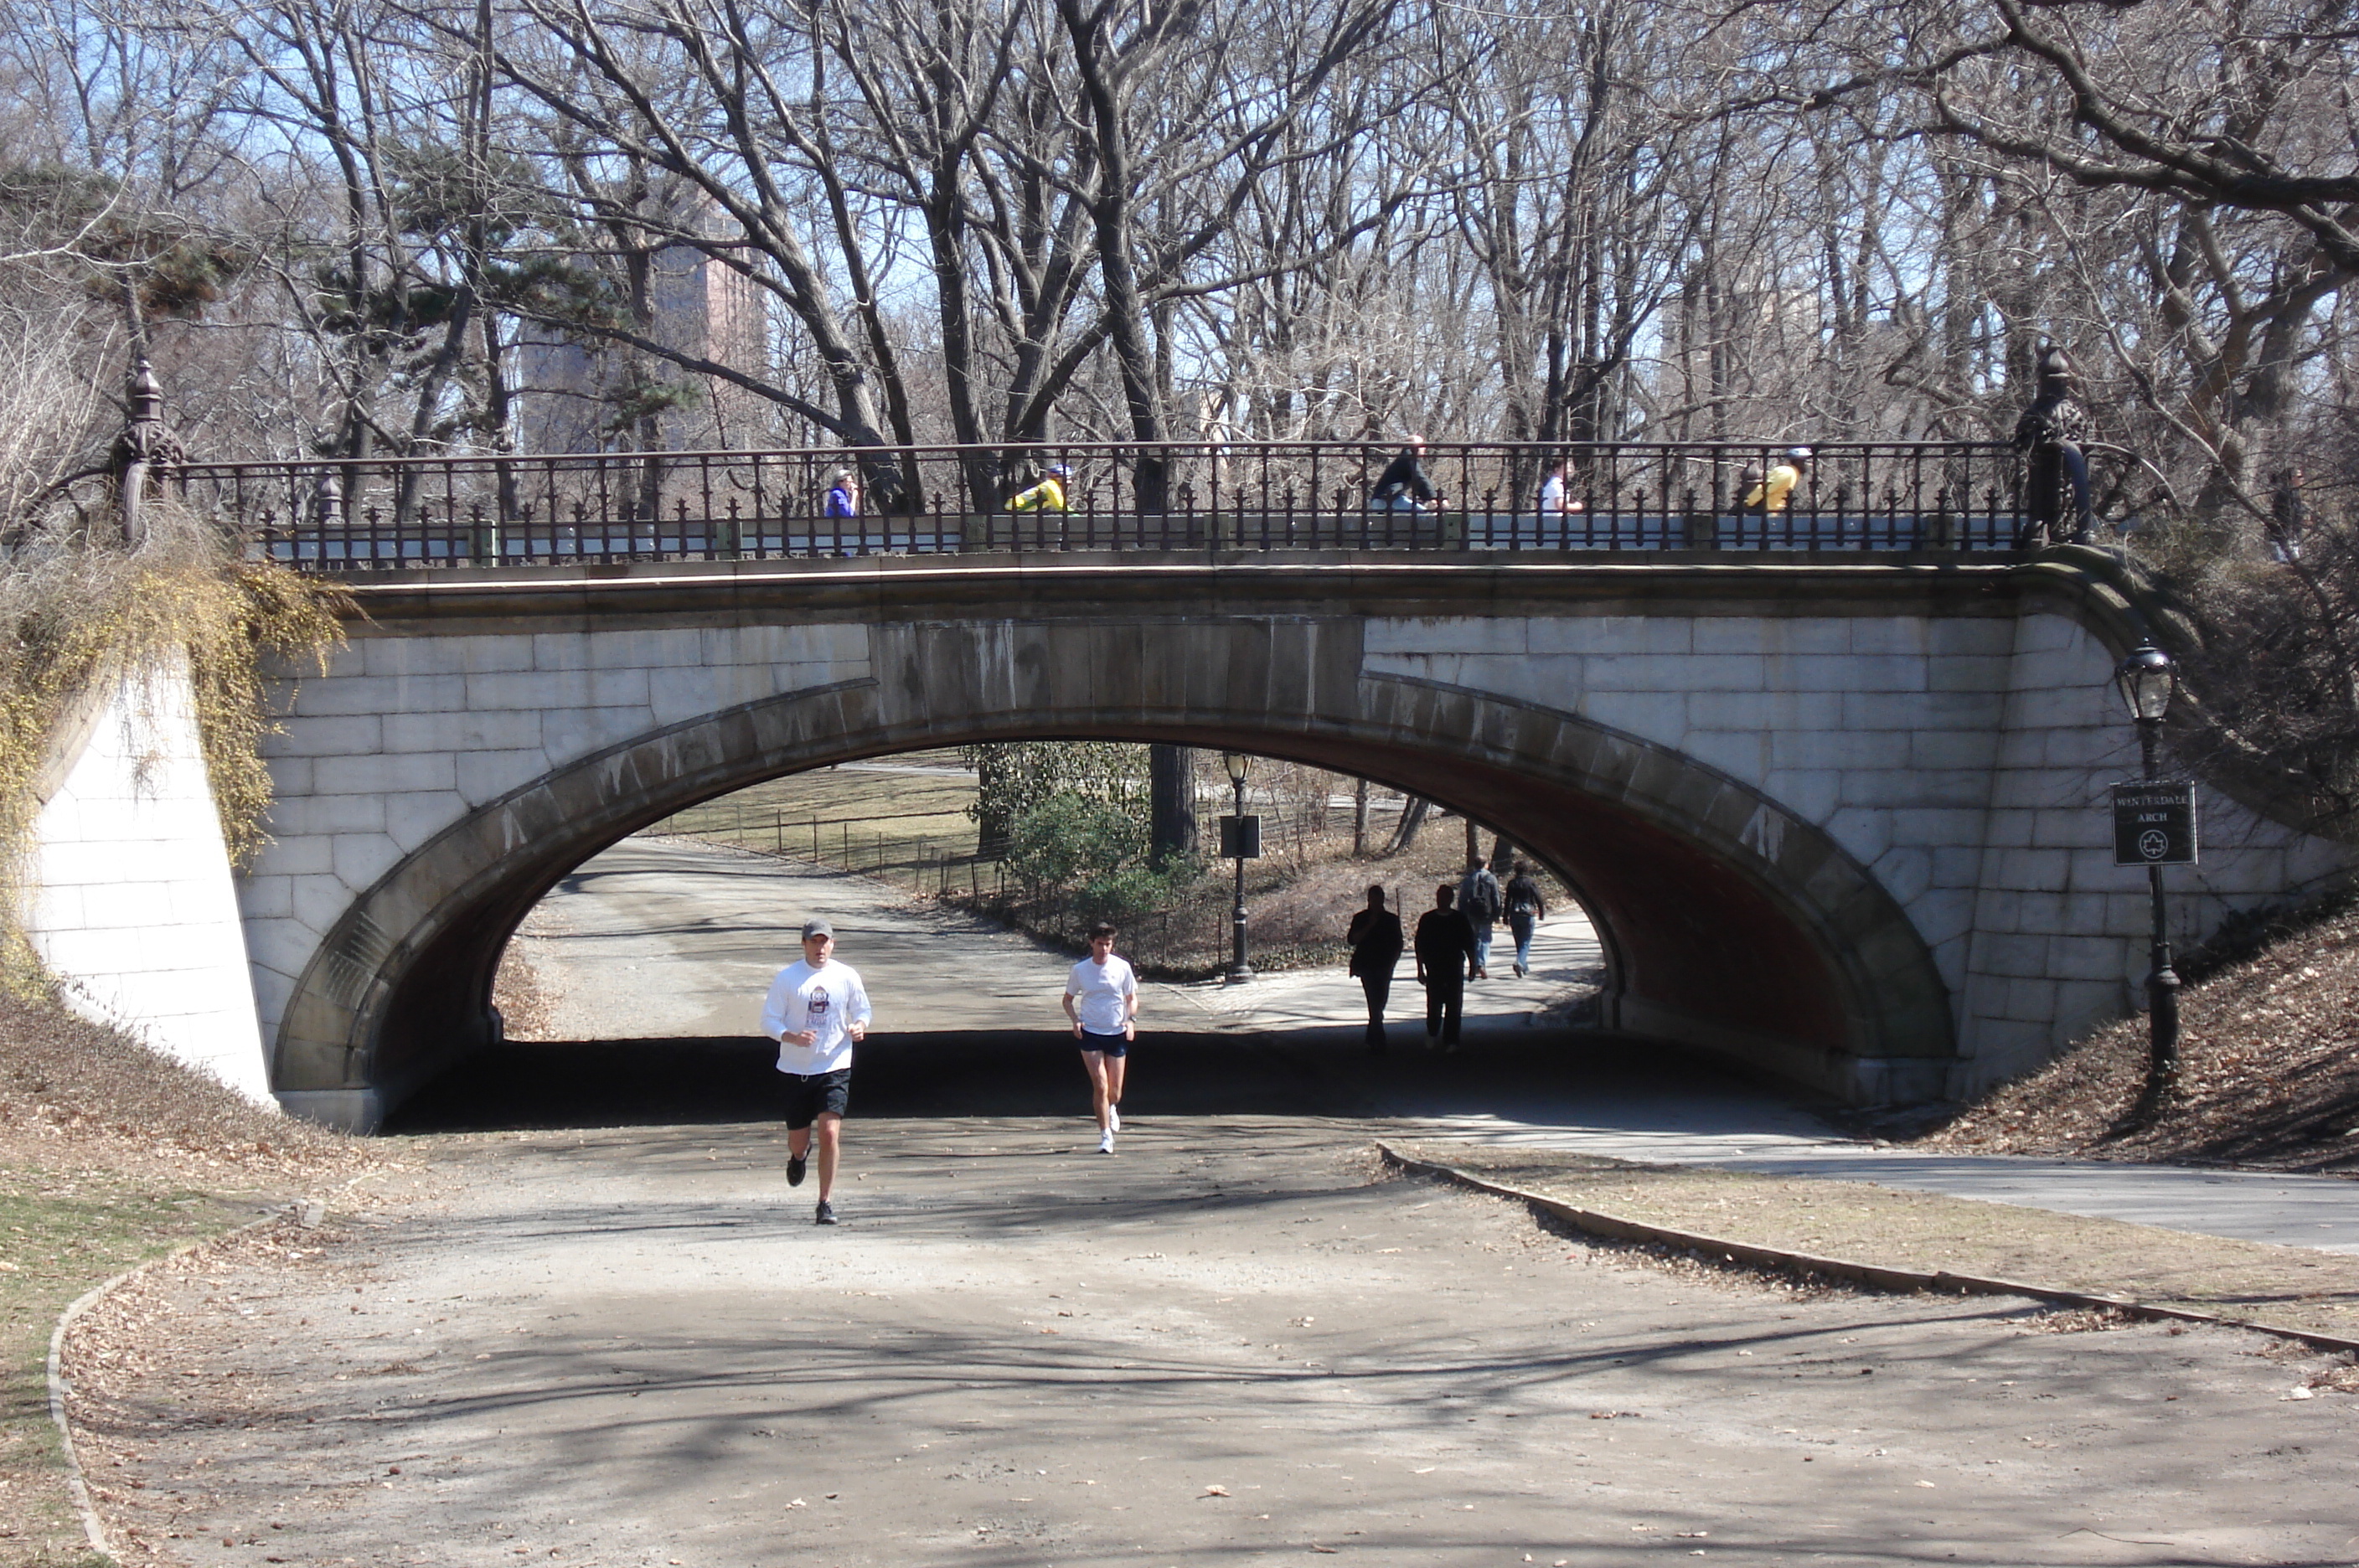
[1219,814,1263,859]
[2111,781,2198,866]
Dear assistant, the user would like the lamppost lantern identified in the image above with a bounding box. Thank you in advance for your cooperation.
[2114,642,2176,726]
[1223,750,1251,787]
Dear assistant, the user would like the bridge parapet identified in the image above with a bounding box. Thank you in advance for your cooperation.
[166,440,2039,570]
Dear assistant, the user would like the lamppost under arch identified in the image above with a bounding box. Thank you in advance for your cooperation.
[2114,641,2181,1092]
[1222,750,1257,984]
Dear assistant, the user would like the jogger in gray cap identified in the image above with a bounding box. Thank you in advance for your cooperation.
[760,920,870,1224]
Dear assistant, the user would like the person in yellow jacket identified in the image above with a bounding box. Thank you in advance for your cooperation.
[1007,464,1071,512]
[1741,446,1811,512]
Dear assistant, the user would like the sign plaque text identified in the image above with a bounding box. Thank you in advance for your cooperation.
[2111,781,2197,866]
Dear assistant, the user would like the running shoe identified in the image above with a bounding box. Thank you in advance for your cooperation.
[1108,1105,1120,1132]
[787,1154,808,1187]
[815,1199,838,1225]
[1098,1129,1115,1154]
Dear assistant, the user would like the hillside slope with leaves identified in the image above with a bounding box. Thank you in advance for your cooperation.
[1920,902,2359,1174]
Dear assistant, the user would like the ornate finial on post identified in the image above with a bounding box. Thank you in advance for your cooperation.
[112,353,187,548]
[2012,342,2094,549]
[128,353,162,429]
[117,353,163,546]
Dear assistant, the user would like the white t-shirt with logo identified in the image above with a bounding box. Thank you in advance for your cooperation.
[761,958,872,1075]
[1066,954,1138,1036]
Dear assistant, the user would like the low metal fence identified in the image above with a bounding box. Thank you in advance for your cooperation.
[163,439,2036,570]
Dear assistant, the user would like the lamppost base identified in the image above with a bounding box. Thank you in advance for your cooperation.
[1224,965,1255,984]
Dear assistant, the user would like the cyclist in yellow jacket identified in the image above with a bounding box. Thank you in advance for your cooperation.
[1008,464,1071,512]
[1742,446,1811,512]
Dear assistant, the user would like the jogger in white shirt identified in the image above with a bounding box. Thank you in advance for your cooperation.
[759,918,871,1225]
[1062,923,1138,1153]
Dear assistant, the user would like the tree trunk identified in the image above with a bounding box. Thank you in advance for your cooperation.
[973,746,1014,861]
[1056,0,1169,511]
[1149,744,1196,862]
[1353,776,1370,857]
[1387,797,1431,855]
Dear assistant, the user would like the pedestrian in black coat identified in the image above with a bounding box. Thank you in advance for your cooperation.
[1346,885,1405,1054]
[1413,884,1484,1051]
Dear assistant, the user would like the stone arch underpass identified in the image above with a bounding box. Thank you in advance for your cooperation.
[242,551,2353,1130]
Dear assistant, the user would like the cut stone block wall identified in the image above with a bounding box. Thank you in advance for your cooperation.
[237,622,872,1057]
[22,662,274,1105]
[1363,608,2351,1096]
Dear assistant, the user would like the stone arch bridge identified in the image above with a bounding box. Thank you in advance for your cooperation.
[219,546,2351,1131]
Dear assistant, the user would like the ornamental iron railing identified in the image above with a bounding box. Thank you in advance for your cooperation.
[162,440,2042,570]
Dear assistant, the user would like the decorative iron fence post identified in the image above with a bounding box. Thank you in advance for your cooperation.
[116,354,166,546]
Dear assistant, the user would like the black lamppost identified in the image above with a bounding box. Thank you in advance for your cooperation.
[1224,750,1254,983]
[2114,642,2181,1087]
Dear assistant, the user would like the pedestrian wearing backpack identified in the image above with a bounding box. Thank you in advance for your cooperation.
[1503,860,1547,978]
[1457,854,1503,976]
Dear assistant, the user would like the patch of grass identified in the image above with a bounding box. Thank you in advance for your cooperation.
[648,752,982,888]
[0,986,376,1564]
[0,1173,250,1566]
[1398,1144,2359,1343]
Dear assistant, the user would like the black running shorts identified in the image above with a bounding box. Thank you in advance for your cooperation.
[780,1067,852,1130]
[1078,1029,1129,1059]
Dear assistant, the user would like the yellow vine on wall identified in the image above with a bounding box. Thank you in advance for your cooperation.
[0,504,347,991]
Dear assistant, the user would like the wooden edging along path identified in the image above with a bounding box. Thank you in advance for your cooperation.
[1376,1143,2359,1358]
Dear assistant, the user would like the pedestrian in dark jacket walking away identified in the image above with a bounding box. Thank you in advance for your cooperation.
[1457,854,1503,973]
[1346,885,1405,1053]
[1503,860,1547,977]
[1414,885,1484,1051]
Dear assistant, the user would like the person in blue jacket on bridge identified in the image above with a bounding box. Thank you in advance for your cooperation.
[823,469,859,518]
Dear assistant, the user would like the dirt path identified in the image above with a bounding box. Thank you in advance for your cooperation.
[50,844,2359,1565]
[57,1117,2359,1568]
[503,835,1596,1043]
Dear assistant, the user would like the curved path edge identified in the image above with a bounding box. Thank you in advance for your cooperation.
[1376,1142,2359,1357]
[48,1270,127,1562]
[44,1184,369,1562]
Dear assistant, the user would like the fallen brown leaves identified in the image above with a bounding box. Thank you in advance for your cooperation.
[60,1212,379,1567]
[2020,1306,2136,1335]
[1920,903,2359,1173]
[0,988,375,1186]
[489,937,560,1043]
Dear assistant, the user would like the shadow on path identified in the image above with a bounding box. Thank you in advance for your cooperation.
[385,1025,1809,1135]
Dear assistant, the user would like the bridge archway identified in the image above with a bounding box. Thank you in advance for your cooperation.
[271,619,1955,1129]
